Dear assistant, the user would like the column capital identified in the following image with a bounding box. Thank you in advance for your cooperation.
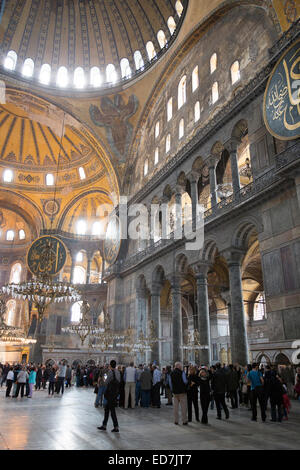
[206,154,219,169]
[220,289,231,306]
[136,287,148,299]
[151,281,162,295]
[221,247,245,266]
[170,273,182,291]
[187,170,200,184]
[192,261,210,278]
[225,137,240,153]
[174,185,185,196]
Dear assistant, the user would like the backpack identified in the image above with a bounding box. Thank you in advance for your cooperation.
[104,370,119,402]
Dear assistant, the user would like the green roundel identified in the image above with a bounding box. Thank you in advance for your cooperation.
[27,236,67,277]
[264,39,300,141]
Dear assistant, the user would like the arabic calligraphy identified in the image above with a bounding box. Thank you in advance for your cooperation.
[264,40,300,140]
[27,236,66,276]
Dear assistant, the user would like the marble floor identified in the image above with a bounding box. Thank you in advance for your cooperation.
[0,386,299,450]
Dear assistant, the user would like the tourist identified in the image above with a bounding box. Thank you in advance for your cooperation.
[5,367,14,397]
[28,367,37,398]
[65,365,72,388]
[140,366,152,408]
[56,361,67,395]
[169,362,188,426]
[135,364,143,407]
[124,362,137,409]
[118,366,125,408]
[247,362,266,422]
[227,364,239,409]
[198,367,211,425]
[152,365,162,408]
[187,365,199,422]
[165,365,173,406]
[97,360,120,433]
[211,363,230,420]
[15,366,29,398]
[269,373,284,422]
[94,366,108,408]
[48,367,56,396]
[35,364,42,390]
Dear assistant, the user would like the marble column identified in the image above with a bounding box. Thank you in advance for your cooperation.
[150,282,161,364]
[221,290,234,362]
[189,172,199,232]
[223,249,249,365]
[171,276,183,364]
[136,287,148,364]
[207,155,219,210]
[174,187,183,239]
[195,263,211,365]
[86,257,92,284]
[228,139,241,196]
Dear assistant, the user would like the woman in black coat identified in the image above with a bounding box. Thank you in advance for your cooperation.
[187,365,199,422]
[198,368,211,424]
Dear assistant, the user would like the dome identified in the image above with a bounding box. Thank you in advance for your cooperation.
[0,0,187,91]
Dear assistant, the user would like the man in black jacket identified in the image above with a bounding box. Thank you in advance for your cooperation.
[97,360,120,433]
[170,362,188,425]
[211,363,230,420]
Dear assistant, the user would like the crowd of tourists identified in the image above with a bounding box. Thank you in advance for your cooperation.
[1,359,299,433]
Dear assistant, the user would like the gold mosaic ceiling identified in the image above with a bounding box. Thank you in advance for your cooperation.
[0,0,186,81]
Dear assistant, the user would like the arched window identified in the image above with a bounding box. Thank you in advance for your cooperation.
[194,101,200,122]
[74,67,85,88]
[22,58,34,77]
[39,64,51,85]
[134,50,144,71]
[56,66,68,87]
[4,50,17,70]
[120,58,131,79]
[155,121,160,139]
[144,159,149,176]
[76,219,87,235]
[6,300,16,326]
[76,251,84,262]
[46,173,54,186]
[73,266,86,284]
[92,221,103,237]
[167,16,176,35]
[10,262,22,283]
[212,82,219,104]
[178,75,186,109]
[166,134,171,153]
[3,169,13,182]
[192,66,199,92]
[175,1,183,17]
[254,293,266,321]
[146,41,156,61]
[210,53,217,74]
[19,229,25,240]
[6,230,14,241]
[231,60,240,84]
[90,66,102,87]
[157,30,167,49]
[106,64,117,83]
[71,301,82,322]
[78,167,86,180]
[167,97,173,122]
[179,118,184,139]
[154,147,159,165]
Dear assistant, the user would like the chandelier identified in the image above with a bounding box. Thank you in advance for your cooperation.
[2,277,81,322]
[62,300,102,346]
[181,329,207,351]
[116,320,159,354]
[0,296,36,346]
[92,312,123,352]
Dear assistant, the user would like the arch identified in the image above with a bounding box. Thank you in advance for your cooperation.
[175,0,184,17]
[106,64,117,83]
[232,218,262,250]
[3,168,13,182]
[192,156,204,172]
[0,189,44,233]
[146,41,156,61]
[120,58,131,79]
[4,50,17,70]
[10,262,22,283]
[192,66,199,92]
[74,67,85,88]
[163,184,172,201]
[275,353,291,366]
[22,58,34,77]
[136,274,147,291]
[157,30,167,49]
[90,66,102,87]
[152,265,165,285]
[175,253,189,274]
[231,119,248,143]
[231,60,240,84]
[177,171,187,188]
[167,97,173,121]
[178,75,186,109]
[6,299,16,326]
[200,239,218,263]
[39,63,51,85]
[134,50,144,71]
[56,66,68,87]
[167,16,176,35]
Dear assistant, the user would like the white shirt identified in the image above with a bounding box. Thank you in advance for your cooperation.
[7,370,14,381]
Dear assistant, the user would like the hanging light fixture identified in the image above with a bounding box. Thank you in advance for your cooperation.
[92,311,123,352]
[0,296,36,345]
[181,329,208,351]
[62,300,102,346]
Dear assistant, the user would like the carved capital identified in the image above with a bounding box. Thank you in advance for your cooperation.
[221,247,245,266]
[225,137,240,154]
[188,170,200,184]
[192,261,210,278]
[206,154,219,169]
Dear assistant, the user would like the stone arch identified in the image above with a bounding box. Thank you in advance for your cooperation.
[152,265,165,286]
[200,239,218,264]
[231,118,248,143]
[211,141,224,157]
[192,156,204,172]
[136,273,147,291]
[232,217,262,250]
[255,353,271,365]
[0,190,44,234]
[163,184,173,201]
[274,352,291,365]
[177,171,187,188]
[175,253,189,275]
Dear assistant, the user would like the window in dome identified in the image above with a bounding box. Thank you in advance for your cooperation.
[120,58,131,79]
[78,167,86,180]
[175,1,184,17]
[74,67,85,88]
[166,134,171,153]
[231,60,240,84]
[157,30,167,49]
[210,53,217,74]
[154,147,159,165]
[167,16,176,35]
[178,75,186,109]
[155,121,160,139]
[6,230,14,241]
[167,97,173,122]
[134,50,144,71]
[146,41,156,61]
[76,251,83,262]
[92,221,103,237]
[46,173,54,186]
[194,101,200,122]
[10,263,22,283]
[106,64,117,84]
[212,82,219,104]
[22,58,34,77]
[76,220,87,235]
[56,66,68,87]
[90,66,102,87]
[71,301,83,321]
[39,64,51,85]
[144,159,149,176]
[3,169,13,182]
[19,229,25,240]
[192,66,199,92]
[253,293,266,321]
[179,118,184,139]
[4,50,17,71]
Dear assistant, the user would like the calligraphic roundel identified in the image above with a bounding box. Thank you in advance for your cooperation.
[264,39,300,140]
[27,236,67,277]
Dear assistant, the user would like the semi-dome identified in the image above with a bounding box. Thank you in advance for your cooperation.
[0,0,187,91]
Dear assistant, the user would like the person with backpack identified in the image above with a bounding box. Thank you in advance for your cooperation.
[97,360,120,433]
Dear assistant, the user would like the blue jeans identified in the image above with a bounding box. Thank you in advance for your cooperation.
[135,381,141,406]
[141,390,151,408]
[95,386,106,407]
